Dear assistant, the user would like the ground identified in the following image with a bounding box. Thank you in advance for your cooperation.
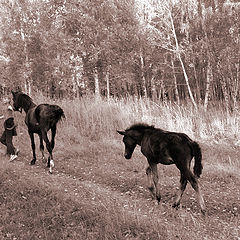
[0,130,239,240]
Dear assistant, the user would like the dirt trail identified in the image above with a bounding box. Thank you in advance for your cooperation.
[6,157,169,221]
[1,143,240,240]
[3,145,240,220]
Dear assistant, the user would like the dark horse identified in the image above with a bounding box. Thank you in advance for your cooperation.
[11,91,65,173]
[117,123,205,214]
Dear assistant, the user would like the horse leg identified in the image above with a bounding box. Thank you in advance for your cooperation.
[146,166,156,199]
[50,124,56,150]
[28,131,36,165]
[38,133,46,163]
[149,162,161,203]
[172,173,187,209]
[183,169,206,214]
[41,130,54,174]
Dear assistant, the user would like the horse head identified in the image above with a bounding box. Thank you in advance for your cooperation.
[11,90,35,113]
[11,90,22,112]
[117,130,137,159]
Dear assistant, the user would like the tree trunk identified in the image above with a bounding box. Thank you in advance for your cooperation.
[24,79,31,96]
[178,54,197,108]
[160,76,167,102]
[171,57,180,105]
[150,75,157,101]
[204,61,212,112]
[20,20,31,95]
[94,69,100,99]
[217,62,229,111]
[169,10,197,109]
[232,63,240,111]
[106,70,110,101]
[140,50,147,98]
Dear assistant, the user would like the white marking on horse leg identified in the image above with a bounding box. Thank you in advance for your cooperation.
[197,186,206,214]
[189,175,206,214]
[49,159,54,174]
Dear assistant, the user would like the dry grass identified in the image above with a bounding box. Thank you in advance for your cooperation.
[56,96,240,143]
[0,95,240,239]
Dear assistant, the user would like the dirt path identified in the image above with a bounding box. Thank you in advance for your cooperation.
[1,142,240,240]
[6,157,170,220]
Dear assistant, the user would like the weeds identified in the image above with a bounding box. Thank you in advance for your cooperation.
[54,96,240,144]
[0,96,240,239]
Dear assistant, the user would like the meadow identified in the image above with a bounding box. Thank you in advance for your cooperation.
[0,95,240,239]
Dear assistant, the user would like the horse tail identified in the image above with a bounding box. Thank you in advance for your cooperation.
[53,106,65,122]
[191,141,203,178]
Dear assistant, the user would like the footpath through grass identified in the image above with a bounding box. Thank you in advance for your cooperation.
[0,96,240,239]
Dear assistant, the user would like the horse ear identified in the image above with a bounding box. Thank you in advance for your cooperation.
[11,90,15,96]
[117,130,126,136]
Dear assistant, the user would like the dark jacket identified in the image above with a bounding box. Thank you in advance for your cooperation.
[4,117,17,136]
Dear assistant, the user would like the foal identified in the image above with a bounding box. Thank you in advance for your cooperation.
[11,91,65,173]
[117,123,205,214]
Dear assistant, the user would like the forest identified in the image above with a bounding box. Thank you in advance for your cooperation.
[0,1,240,239]
[0,0,240,111]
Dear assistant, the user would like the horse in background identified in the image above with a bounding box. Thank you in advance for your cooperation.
[117,123,205,214]
[11,90,65,173]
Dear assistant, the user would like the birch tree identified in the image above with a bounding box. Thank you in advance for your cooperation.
[144,0,198,108]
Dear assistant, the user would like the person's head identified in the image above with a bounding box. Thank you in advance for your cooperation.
[7,105,13,112]
[6,105,14,117]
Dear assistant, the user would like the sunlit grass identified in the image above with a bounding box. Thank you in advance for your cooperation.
[2,94,240,156]
[0,95,240,240]
[44,95,240,144]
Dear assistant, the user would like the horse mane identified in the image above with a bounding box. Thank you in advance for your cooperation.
[13,91,36,112]
[126,123,155,131]
[19,92,33,102]
[16,92,34,105]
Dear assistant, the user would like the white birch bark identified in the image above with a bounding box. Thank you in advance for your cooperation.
[171,57,180,105]
[105,70,110,101]
[94,69,100,100]
[204,61,212,112]
[168,10,197,109]
[140,50,148,98]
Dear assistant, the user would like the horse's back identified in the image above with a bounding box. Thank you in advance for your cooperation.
[36,104,64,124]
[25,104,64,132]
[141,129,193,163]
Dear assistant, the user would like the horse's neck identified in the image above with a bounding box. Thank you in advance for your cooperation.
[136,129,152,146]
[22,101,36,113]
[133,130,145,146]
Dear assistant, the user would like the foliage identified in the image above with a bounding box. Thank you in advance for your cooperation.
[0,0,239,109]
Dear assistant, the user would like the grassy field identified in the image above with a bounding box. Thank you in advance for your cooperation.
[0,96,240,239]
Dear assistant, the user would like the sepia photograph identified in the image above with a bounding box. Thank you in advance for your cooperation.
[0,0,239,239]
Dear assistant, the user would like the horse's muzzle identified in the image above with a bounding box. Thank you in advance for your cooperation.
[124,153,132,159]
[12,106,19,112]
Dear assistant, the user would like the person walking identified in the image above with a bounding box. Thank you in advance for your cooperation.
[0,105,19,161]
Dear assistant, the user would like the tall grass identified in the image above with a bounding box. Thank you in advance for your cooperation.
[2,94,240,147]
[33,95,240,144]
[1,95,240,239]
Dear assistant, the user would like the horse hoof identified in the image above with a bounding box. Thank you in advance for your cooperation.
[49,160,54,174]
[201,209,206,215]
[30,160,36,165]
[50,160,54,168]
[172,202,180,209]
